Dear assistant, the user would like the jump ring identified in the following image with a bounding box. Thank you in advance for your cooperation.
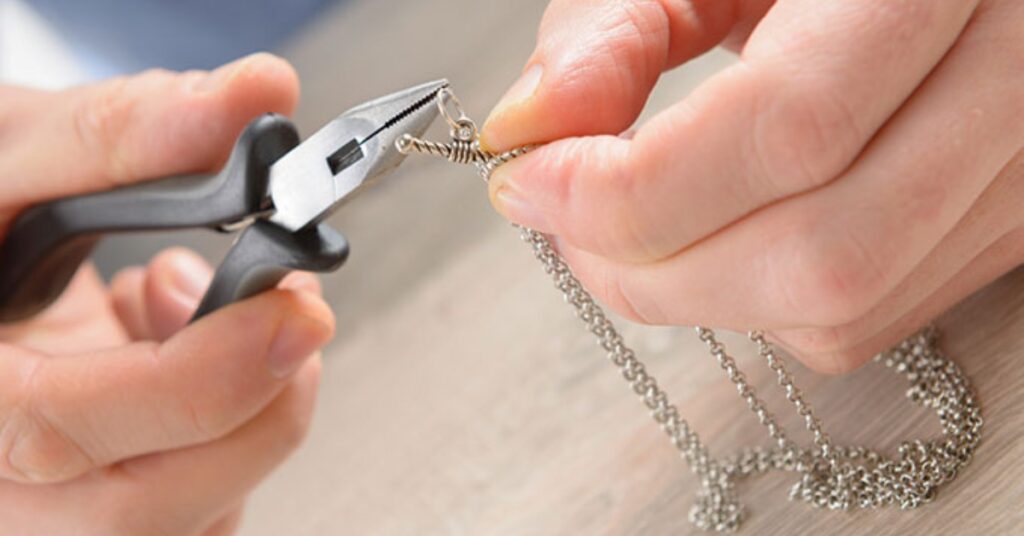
[438,88,478,142]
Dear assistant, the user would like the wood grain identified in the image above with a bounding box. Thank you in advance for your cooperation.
[232,1,1024,534]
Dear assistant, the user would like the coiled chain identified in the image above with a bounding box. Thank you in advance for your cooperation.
[397,88,983,532]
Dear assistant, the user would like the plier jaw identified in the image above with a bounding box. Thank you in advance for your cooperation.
[0,80,448,323]
[268,79,448,232]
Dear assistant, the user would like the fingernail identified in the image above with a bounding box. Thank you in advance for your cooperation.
[481,64,543,149]
[498,64,544,111]
[192,54,255,93]
[490,161,551,231]
[267,297,332,379]
[168,251,212,302]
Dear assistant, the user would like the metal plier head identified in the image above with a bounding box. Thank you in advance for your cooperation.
[268,79,449,231]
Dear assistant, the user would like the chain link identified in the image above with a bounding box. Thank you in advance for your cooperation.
[397,88,983,531]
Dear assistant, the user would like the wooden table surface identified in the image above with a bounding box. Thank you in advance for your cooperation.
[191,1,1024,534]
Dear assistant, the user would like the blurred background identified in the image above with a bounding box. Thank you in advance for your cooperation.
[4,1,1014,535]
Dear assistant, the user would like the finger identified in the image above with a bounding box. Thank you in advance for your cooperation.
[488,0,980,262]
[110,267,153,341]
[0,289,334,484]
[480,0,775,151]
[110,359,320,536]
[738,4,1024,327]
[769,150,1024,371]
[143,248,215,341]
[772,225,1024,373]
[142,251,322,342]
[544,3,1024,328]
[0,53,299,214]
[280,271,323,296]
[0,265,129,353]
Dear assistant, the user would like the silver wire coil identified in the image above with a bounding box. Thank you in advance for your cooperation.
[397,135,490,165]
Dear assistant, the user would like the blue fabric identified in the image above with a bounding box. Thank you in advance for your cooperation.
[26,0,340,77]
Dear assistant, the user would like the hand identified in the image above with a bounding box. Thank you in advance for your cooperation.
[482,0,1024,372]
[0,54,335,534]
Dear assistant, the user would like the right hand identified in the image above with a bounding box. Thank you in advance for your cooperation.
[481,0,1024,372]
[0,54,335,535]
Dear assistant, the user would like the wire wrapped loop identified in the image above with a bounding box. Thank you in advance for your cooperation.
[448,138,481,164]
[397,134,490,165]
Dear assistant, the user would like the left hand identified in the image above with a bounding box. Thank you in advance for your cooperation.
[481,0,1024,372]
[0,54,332,534]
[0,256,326,535]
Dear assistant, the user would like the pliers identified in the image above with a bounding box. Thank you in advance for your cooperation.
[0,79,448,323]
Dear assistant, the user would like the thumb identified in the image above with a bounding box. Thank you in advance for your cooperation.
[478,0,751,152]
[0,289,333,484]
[0,53,299,211]
[487,134,633,241]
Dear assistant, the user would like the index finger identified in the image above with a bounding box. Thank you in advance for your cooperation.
[0,53,298,217]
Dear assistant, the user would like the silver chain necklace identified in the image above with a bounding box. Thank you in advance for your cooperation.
[397,88,984,532]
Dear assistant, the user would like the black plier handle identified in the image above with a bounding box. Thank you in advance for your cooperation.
[0,79,447,323]
[0,115,347,323]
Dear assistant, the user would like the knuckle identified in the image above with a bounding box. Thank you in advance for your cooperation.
[599,164,654,258]
[772,328,865,374]
[164,383,231,444]
[72,76,138,184]
[778,330,876,375]
[601,0,666,91]
[179,391,218,441]
[551,0,668,129]
[776,216,888,325]
[536,137,590,210]
[0,361,93,482]
[139,342,212,440]
[586,265,665,326]
[748,76,862,195]
[561,138,664,261]
[173,392,240,445]
[148,343,244,443]
[604,0,669,71]
[604,277,649,324]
